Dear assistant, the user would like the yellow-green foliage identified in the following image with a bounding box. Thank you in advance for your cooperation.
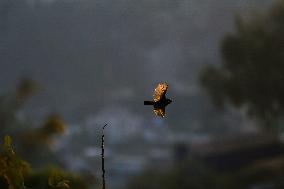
[0,136,90,189]
[0,81,91,189]
[48,170,70,189]
[20,114,66,150]
[0,135,31,189]
[25,166,89,189]
[41,114,65,136]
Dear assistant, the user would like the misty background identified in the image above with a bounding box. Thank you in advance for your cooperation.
[1,0,274,122]
[1,0,282,189]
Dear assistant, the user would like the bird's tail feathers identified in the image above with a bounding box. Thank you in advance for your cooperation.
[144,101,154,105]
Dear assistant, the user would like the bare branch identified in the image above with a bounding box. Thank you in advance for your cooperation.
[101,124,108,189]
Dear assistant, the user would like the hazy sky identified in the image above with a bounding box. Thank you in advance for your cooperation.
[0,0,276,125]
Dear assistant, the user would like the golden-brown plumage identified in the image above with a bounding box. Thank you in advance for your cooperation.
[153,107,166,117]
[153,83,168,102]
[144,83,172,118]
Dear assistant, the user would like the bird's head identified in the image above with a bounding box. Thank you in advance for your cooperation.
[166,99,172,105]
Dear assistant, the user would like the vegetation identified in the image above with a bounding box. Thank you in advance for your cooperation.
[200,0,284,131]
[0,79,91,189]
[3,0,284,188]
[0,135,30,189]
[0,135,89,189]
[127,1,284,189]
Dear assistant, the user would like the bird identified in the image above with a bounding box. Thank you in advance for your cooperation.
[144,83,172,117]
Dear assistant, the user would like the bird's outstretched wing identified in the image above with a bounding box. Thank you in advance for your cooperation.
[153,83,168,102]
[154,107,165,117]
[154,108,166,117]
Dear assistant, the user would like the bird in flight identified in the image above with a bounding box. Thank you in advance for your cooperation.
[144,83,172,117]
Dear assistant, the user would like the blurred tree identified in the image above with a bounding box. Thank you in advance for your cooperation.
[48,169,70,189]
[21,114,65,148]
[0,78,39,137]
[0,135,90,189]
[0,78,63,166]
[0,79,91,188]
[0,135,31,189]
[25,166,88,189]
[19,114,66,166]
[200,0,284,131]
[15,78,39,105]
